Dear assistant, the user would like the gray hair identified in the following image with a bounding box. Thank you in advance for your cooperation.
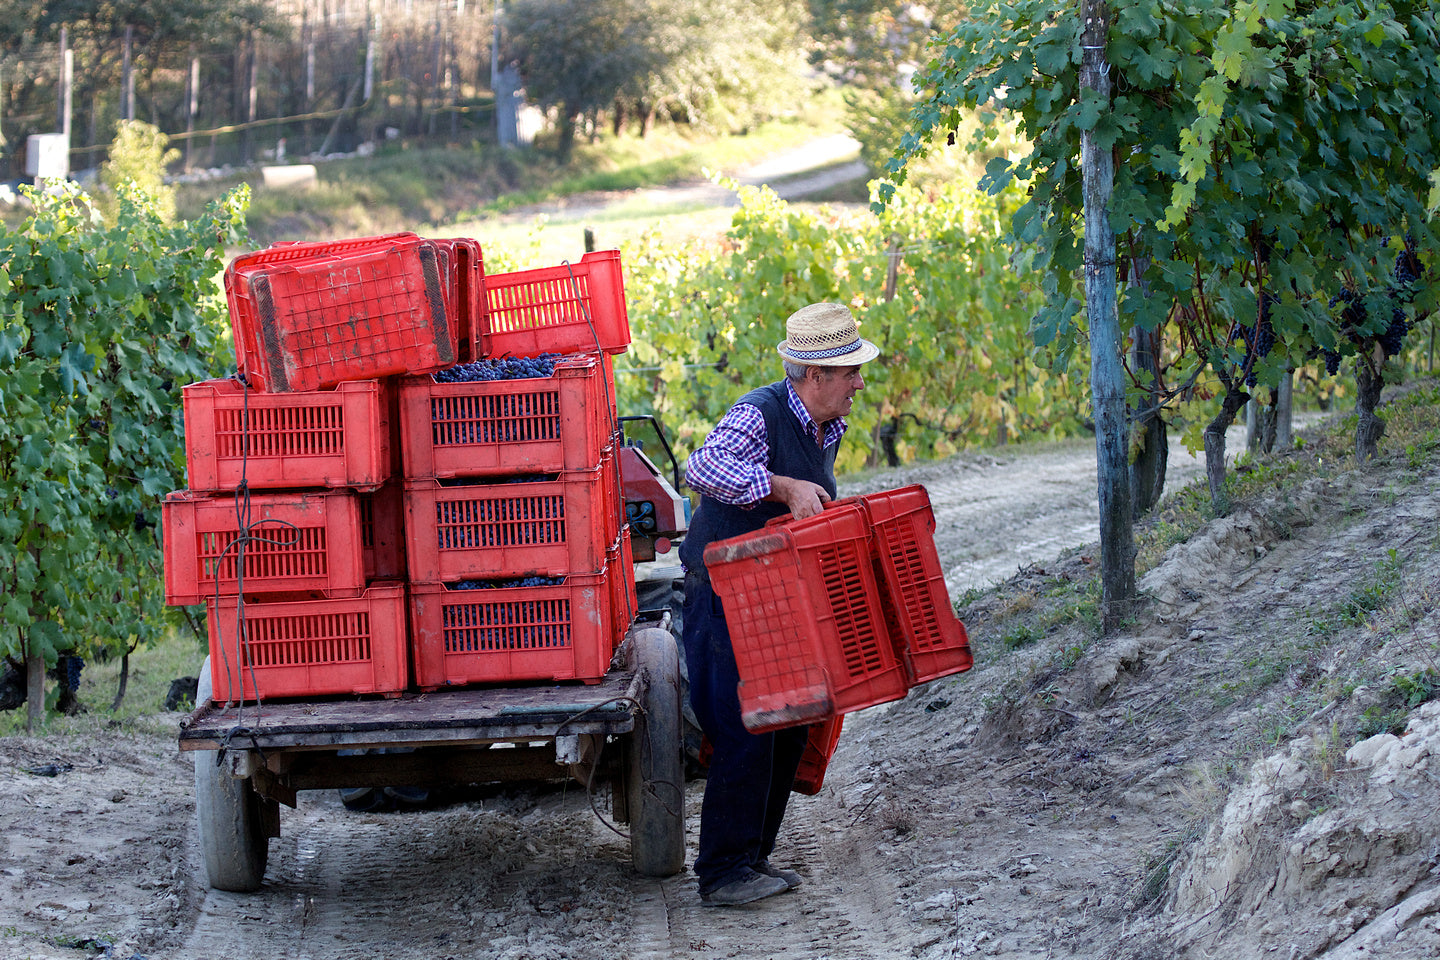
[782,360,812,382]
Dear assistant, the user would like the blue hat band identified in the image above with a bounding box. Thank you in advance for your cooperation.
[784,339,866,360]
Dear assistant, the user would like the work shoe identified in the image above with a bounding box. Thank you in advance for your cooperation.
[700,868,790,906]
[754,860,803,890]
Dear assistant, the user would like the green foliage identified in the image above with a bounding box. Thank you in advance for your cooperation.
[97,121,181,226]
[1336,548,1402,625]
[0,181,248,685]
[808,2,964,176]
[502,0,808,160]
[615,178,1090,469]
[632,0,810,134]
[1357,667,1440,737]
[503,0,659,161]
[881,0,1440,464]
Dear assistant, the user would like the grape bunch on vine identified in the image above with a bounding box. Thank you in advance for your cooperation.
[1322,237,1427,375]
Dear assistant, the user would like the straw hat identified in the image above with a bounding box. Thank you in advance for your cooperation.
[776,302,880,366]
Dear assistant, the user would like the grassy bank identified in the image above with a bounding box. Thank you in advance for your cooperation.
[174,90,851,251]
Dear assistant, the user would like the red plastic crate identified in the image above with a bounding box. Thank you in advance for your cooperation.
[226,236,455,393]
[408,569,618,689]
[432,238,485,362]
[207,582,409,702]
[359,479,407,581]
[478,249,631,358]
[703,503,910,733]
[609,527,637,651]
[163,490,366,606]
[860,485,973,685]
[402,456,623,582]
[182,378,392,493]
[793,715,844,796]
[398,354,615,479]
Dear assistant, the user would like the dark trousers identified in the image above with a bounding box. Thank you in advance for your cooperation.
[682,571,809,894]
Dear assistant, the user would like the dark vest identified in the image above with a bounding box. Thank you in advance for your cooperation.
[680,381,839,574]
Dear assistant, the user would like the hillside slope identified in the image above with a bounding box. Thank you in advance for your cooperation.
[829,387,1440,959]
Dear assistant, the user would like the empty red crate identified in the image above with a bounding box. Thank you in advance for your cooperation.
[226,236,456,393]
[247,233,423,262]
[478,249,631,358]
[402,456,623,582]
[703,503,910,733]
[182,378,392,493]
[261,234,482,352]
[207,582,409,702]
[408,569,618,689]
[163,490,366,605]
[432,237,485,361]
[860,485,973,685]
[793,715,844,796]
[398,354,615,479]
[359,479,407,581]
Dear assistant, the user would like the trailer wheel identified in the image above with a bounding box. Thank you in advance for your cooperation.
[626,627,686,877]
[193,657,270,892]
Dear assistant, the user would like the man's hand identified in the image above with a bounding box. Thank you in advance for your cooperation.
[767,474,831,519]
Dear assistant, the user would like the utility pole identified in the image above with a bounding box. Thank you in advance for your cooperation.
[122,26,135,121]
[1081,0,1133,630]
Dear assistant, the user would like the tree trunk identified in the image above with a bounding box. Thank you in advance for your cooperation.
[1247,396,1277,454]
[1354,345,1386,462]
[318,73,365,156]
[1204,385,1250,514]
[111,651,130,713]
[878,418,901,468]
[1275,368,1294,450]
[1081,1,1132,631]
[25,649,44,732]
[1129,324,1167,517]
[556,111,578,163]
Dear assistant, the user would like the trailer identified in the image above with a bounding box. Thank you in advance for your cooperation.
[176,419,693,893]
[178,617,683,892]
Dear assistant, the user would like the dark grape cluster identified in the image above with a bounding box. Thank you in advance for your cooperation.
[433,353,562,383]
[1324,238,1427,366]
[1231,298,1277,387]
[435,494,563,549]
[58,655,83,693]
[443,592,568,652]
[453,575,563,589]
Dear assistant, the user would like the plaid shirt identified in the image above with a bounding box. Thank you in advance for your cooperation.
[685,379,848,506]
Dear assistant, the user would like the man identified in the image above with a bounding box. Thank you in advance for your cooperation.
[678,301,880,906]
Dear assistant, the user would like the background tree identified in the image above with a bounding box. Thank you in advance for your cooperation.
[805,0,968,177]
[616,0,808,138]
[501,0,660,162]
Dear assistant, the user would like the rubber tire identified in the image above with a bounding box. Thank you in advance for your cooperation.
[626,627,686,877]
[193,656,270,892]
[635,575,705,776]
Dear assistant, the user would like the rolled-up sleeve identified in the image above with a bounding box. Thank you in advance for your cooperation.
[684,403,771,506]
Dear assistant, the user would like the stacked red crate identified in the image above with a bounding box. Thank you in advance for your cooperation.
[163,236,638,701]
[398,275,632,689]
[164,377,411,702]
[164,233,489,702]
